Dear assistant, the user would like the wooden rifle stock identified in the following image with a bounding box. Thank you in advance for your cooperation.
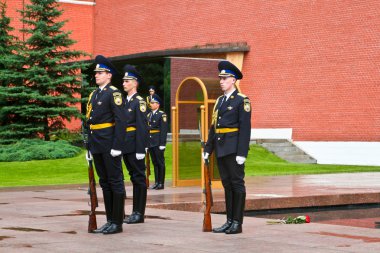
[145,151,151,187]
[87,152,98,233]
[202,143,213,232]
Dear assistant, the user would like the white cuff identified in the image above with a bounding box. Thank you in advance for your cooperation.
[136,153,145,160]
[236,156,246,165]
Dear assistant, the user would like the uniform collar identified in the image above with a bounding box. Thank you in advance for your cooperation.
[127,92,137,102]
[224,88,236,100]
[98,83,109,91]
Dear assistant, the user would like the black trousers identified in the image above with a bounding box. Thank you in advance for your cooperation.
[93,153,125,194]
[123,153,147,188]
[149,146,166,184]
[216,153,246,193]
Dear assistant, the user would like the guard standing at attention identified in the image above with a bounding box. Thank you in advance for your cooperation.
[147,94,168,190]
[146,86,156,110]
[121,64,149,224]
[86,55,126,234]
[203,60,251,234]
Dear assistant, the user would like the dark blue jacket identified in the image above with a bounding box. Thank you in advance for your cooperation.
[121,93,149,154]
[86,84,126,154]
[204,89,251,158]
[148,110,168,148]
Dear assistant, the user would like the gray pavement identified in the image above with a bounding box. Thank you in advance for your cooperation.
[1,173,380,252]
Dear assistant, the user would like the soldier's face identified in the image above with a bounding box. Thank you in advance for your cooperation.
[123,79,137,93]
[95,71,111,86]
[219,76,236,92]
[150,102,159,110]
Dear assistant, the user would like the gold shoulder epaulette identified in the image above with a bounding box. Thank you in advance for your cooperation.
[136,95,143,100]
[110,86,118,91]
[237,93,247,98]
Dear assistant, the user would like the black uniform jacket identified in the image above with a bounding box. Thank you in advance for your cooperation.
[121,93,149,154]
[86,84,126,154]
[148,110,168,148]
[204,89,251,158]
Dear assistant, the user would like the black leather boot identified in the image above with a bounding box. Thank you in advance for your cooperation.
[93,191,113,233]
[225,192,245,234]
[124,186,138,224]
[213,189,233,233]
[103,193,124,234]
[125,186,146,224]
[150,182,158,189]
[155,183,164,190]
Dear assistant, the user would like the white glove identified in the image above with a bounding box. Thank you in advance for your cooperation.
[136,153,145,160]
[159,146,165,150]
[110,149,122,157]
[236,156,246,165]
[202,152,209,160]
[85,151,93,161]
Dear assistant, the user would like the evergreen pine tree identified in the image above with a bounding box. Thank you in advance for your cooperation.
[1,0,89,142]
[0,0,27,144]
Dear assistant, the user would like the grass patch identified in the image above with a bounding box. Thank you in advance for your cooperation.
[1,144,380,187]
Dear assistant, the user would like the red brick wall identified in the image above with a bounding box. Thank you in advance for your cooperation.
[93,0,380,141]
[6,1,380,141]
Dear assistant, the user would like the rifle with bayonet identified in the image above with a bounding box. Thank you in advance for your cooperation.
[199,121,213,232]
[82,122,98,233]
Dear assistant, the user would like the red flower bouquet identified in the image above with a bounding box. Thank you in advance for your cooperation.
[267,215,311,224]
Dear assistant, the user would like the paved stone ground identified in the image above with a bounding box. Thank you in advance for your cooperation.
[1,173,380,252]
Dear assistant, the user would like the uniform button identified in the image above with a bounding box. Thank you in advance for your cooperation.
[217,124,220,126]
[90,117,92,119]
[150,136,152,138]
[218,137,221,140]
[219,117,221,119]
[91,131,93,134]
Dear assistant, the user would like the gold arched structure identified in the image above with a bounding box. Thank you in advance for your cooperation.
[171,77,241,188]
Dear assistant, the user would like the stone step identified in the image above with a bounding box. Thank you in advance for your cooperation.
[266,146,299,153]
[256,139,289,144]
[280,154,317,164]
[261,142,293,148]
[274,150,307,156]
[258,139,317,164]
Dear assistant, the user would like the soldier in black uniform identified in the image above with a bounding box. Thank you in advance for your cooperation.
[147,94,168,190]
[121,65,149,224]
[203,60,251,234]
[86,55,126,234]
[146,86,156,111]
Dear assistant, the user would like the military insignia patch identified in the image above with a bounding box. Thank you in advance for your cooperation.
[139,101,147,112]
[113,92,123,106]
[243,99,251,112]
[162,114,167,122]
